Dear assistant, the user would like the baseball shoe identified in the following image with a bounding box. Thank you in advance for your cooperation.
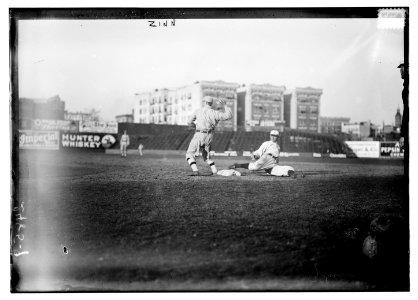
[288,170,295,177]
[190,171,200,176]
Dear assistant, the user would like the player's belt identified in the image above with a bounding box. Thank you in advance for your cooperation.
[196,129,212,134]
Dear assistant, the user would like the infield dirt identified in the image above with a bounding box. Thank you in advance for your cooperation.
[12,150,408,291]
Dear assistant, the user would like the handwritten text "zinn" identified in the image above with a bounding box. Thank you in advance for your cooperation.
[148,20,176,27]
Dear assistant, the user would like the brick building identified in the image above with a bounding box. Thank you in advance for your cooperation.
[284,87,323,133]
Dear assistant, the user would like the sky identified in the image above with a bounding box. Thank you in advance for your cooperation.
[18,17,405,125]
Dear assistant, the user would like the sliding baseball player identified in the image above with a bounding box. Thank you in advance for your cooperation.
[227,129,295,177]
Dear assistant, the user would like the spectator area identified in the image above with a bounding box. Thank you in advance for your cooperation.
[115,123,349,154]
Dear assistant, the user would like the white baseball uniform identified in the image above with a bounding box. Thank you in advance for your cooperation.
[268,165,295,176]
[249,141,295,176]
[186,104,232,173]
[120,133,130,157]
[217,169,241,176]
[138,143,144,156]
[249,141,280,171]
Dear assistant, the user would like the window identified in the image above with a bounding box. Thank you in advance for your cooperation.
[226,91,234,99]
[203,91,216,97]
[299,105,307,114]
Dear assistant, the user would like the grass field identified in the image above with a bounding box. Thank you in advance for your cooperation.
[12,150,408,292]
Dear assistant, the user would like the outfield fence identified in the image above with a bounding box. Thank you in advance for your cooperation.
[18,128,404,159]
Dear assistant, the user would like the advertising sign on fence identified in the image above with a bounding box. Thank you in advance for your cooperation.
[79,121,118,133]
[380,141,404,157]
[61,133,117,149]
[344,141,380,158]
[33,119,79,132]
[19,130,59,150]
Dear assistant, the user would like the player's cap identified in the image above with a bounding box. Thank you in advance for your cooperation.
[270,130,280,136]
[203,96,213,103]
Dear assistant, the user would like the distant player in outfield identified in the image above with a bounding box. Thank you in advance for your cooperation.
[186,96,232,176]
[138,143,144,156]
[228,129,295,177]
[120,130,130,158]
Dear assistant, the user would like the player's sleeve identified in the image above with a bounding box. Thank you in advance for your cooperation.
[127,135,130,145]
[252,142,265,158]
[214,105,232,121]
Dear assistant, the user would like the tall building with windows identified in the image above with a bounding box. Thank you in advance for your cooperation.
[134,82,323,133]
[134,92,152,124]
[284,87,322,133]
[237,83,286,131]
[198,80,239,130]
[150,88,170,124]
[170,83,202,126]
[134,80,239,130]
[134,89,172,124]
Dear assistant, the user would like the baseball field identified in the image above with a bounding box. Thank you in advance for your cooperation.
[12,150,409,292]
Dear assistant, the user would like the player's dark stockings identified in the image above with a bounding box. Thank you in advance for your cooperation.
[235,163,249,169]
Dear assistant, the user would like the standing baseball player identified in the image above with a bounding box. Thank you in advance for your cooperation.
[228,129,295,177]
[120,130,130,158]
[138,143,144,156]
[186,96,232,176]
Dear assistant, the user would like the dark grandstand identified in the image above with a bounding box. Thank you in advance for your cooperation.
[116,123,351,155]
